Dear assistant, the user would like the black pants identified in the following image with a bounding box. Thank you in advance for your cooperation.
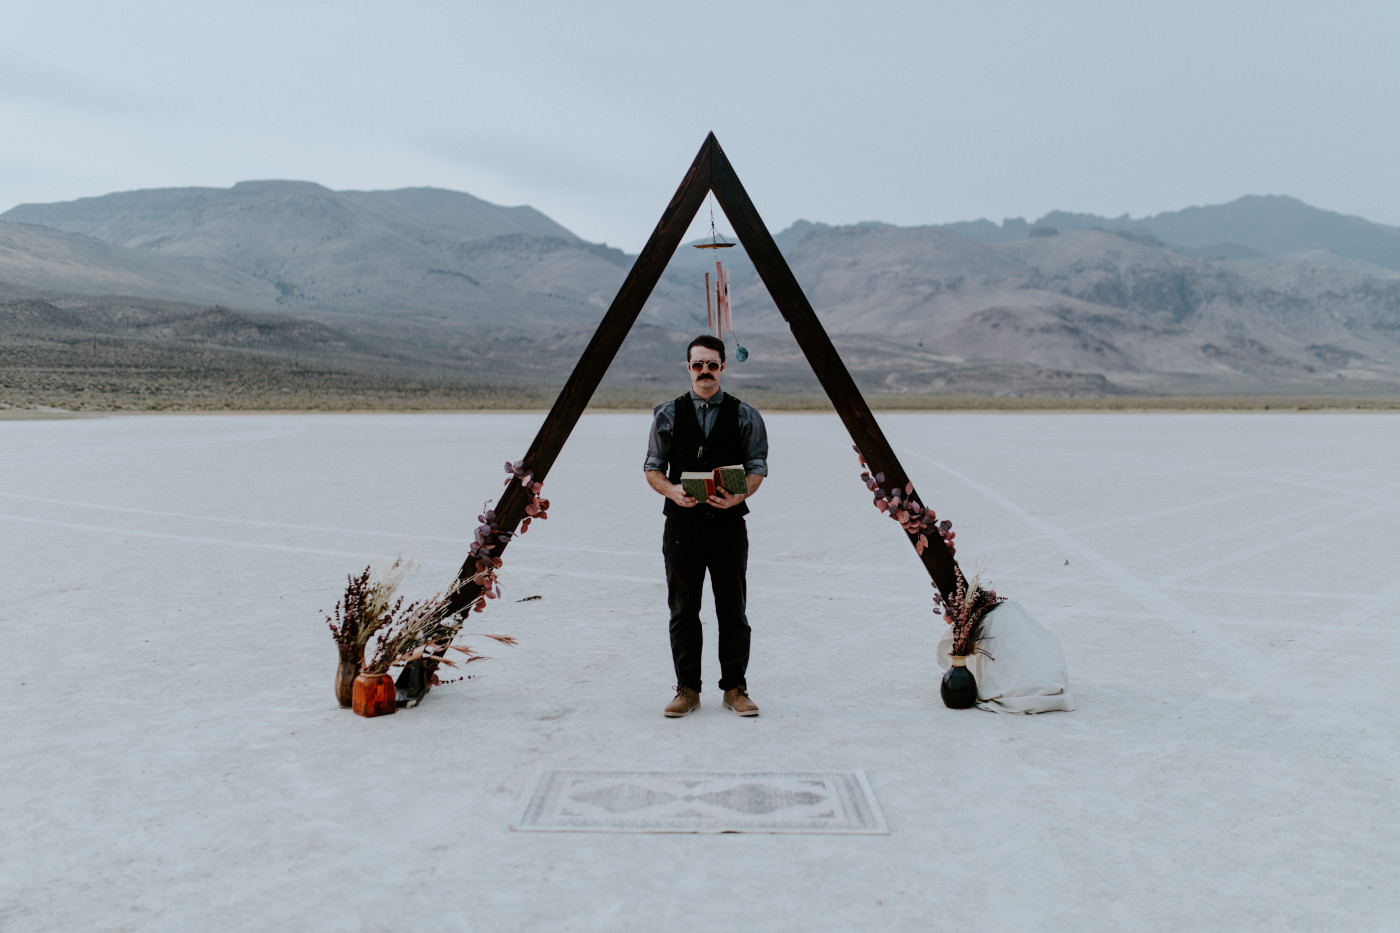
[663,515,750,692]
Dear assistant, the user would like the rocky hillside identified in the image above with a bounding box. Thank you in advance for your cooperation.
[2,182,697,333]
[4,184,1400,397]
[0,219,281,307]
[730,225,1400,393]
[947,195,1400,269]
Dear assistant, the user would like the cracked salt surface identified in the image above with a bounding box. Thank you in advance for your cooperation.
[2,411,1397,931]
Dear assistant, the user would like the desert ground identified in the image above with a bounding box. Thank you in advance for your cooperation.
[2,411,1396,931]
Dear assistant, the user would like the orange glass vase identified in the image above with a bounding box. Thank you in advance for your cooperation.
[352,672,397,717]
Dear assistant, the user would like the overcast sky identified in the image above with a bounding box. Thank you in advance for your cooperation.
[2,1,1398,252]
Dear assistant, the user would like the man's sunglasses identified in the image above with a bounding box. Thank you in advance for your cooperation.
[688,360,723,373]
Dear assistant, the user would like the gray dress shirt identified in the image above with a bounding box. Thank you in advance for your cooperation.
[644,388,768,476]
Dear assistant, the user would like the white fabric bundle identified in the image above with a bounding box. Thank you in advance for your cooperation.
[935,600,1075,714]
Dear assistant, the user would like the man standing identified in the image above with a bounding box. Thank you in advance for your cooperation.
[645,335,768,718]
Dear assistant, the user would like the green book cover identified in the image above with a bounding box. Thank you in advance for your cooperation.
[714,464,747,496]
[679,472,715,500]
[679,466,745,500]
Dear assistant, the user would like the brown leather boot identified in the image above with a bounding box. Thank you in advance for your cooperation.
[722,686,759,717]
[664,686,701,718]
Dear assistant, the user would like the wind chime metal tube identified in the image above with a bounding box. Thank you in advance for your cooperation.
[705,271,714,332]
[715,260,724,336]
[722,263,732,335]
[693,193,744,358]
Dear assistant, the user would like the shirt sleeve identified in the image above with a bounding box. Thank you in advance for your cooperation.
[644,401,674,472]
[738,403,769,476]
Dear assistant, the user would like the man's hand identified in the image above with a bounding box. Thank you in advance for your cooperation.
[707,486,746,509]
[648,470,698,507]
[669,484,699,508]
[710,473,762,508]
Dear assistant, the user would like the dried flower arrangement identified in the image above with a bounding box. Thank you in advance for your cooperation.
[933,563,1004,658]
[854,446,1003,658]
[855,446,956,557]
[505,459,550,533]
[324,458,548,710]
[326,558,414,706]
[326,562,515,694]
[326,557,413,666]
[361,577,517,678]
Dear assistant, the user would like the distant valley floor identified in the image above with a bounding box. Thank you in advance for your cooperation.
[5,291,1400,415]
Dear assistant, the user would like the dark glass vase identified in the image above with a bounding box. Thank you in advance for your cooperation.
[334,644,361,708]
[940,657,977,709]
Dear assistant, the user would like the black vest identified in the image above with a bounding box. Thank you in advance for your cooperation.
[664,392,749,521]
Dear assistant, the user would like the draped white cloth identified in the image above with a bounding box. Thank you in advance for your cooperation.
[935,600,1075,714]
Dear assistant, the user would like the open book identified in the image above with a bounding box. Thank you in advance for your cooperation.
[680,464,747,500]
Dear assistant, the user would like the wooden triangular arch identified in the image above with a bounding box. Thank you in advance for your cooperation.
[443,132,957,616]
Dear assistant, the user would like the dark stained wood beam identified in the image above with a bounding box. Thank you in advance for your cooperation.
[441,131,960,618]
[708,138,959,598]
[441,134,718,616]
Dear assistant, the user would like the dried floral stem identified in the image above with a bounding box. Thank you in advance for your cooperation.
[852,446,956,559]
[326,456,545,694]
[454,459,551,614]
[325,556,416,666]
[932,563,1004,657]
[853,446,1005,656]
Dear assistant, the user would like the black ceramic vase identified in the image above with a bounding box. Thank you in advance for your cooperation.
[940,658,977,709]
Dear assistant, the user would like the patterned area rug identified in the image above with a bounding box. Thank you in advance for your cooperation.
[510,770,888,834]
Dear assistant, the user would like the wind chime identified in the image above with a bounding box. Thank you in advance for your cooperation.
[694,194,748,362]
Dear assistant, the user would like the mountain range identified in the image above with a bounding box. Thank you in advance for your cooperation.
[944,195,1400,269]
[4,183,1400,401]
